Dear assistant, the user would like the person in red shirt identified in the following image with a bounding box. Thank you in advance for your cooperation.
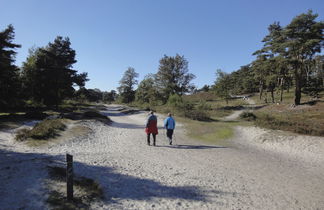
[145,111,158,146]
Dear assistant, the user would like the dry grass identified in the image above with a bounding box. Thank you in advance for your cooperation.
[27,124,92,147]
[254,100,324,136]
[47,166,103,209]
[178,116,249,146]
[15,119,67,141]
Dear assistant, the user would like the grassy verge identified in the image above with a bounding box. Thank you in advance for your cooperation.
[47,166,103,210]
[254,100,324,136]
[249,91,317,105]
[178,117,251,146]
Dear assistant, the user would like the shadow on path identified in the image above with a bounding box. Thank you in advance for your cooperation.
[0,148,230,208]
[110,122,164,130]
[156,144,227,150]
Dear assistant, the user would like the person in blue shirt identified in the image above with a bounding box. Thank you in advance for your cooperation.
[164,113,176,145]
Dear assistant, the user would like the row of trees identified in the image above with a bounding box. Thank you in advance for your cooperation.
[0,25,89,110]
[214,10,324,105]
[75,88,116,103]
[117,54,196,105]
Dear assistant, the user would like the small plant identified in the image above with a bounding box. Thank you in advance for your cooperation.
[196,100,212,111]
[15,128,31,141]
[15,119,66,141]
[47,166,104,209]
[185,110,210,121]
[239,111,256,121]
[167,94,183,107]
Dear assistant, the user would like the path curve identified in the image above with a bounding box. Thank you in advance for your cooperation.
[0,104,324,209]
[223,98,256,121]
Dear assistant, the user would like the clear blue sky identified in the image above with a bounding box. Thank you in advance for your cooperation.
[1,0,323,91]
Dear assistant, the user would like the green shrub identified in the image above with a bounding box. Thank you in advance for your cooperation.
[196,100,212,111]
[15,119,66,141]
[167,94,183,107]
[15,128,31,141]
[184,110,210,121]
[239,112,256,121]
[29,119,66,139]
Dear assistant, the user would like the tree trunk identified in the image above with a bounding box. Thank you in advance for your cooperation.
[264,91,268,103]
[280,78,284,102]
[271,88,274,103]
[294,73,302,105]
[259,81,263,100]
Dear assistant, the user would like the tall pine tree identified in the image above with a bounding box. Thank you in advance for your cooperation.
[0,25,21,110]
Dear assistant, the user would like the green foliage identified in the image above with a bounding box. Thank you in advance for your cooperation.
[213,69,231,104]
[165,94,210,121]
[21,37,89,108]
[74,88,115,103]
[135,74,160,105]
[167,94,183,107]
[15,119,66,141]
[155,54,196,102]
[0,25,22,110]
[254,100,324,136]
[117,67,138,103]
[252,10,324,105]
[239,112,256,121]
[184,109,210,121]
[196,100,212,110]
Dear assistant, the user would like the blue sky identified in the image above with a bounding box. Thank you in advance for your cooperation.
[1,0,323,91]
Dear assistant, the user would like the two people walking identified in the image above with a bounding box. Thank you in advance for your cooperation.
[145,111,175,146]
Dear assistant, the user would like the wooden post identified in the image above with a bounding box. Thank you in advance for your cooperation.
[66,153,73,201]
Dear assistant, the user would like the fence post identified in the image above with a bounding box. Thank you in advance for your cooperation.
[66,153,73,200]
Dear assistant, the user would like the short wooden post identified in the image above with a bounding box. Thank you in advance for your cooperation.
[66,153,73,200]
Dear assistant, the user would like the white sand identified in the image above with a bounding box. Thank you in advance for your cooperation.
[0,104,324,209]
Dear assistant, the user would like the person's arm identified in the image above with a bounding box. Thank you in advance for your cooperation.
[145,117,150,128]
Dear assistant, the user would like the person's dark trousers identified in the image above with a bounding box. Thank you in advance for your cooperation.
[166,129,173,145]
[147,133,156,146]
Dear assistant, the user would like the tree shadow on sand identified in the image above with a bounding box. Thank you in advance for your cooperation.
[156,144,227,149]
[0,149,232,208]
[110,122,165,130]
[73,161,232,204]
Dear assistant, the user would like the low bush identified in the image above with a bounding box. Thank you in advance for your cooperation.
[15,128,31,141]
[47,166,103,209]
[196,101,212,111]
[15,119,66,141]
[239,112,256,121]
[184,110,210,121]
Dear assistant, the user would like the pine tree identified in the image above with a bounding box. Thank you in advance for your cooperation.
[0,25,21,110]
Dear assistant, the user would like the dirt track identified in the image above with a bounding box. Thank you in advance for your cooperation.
[1,104,324,209]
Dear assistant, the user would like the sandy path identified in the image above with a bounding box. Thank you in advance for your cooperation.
[223,98,255,121]
[1,104,324,209]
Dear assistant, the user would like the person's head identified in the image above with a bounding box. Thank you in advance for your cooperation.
[150,111,154,115]
[168,113,172,117]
